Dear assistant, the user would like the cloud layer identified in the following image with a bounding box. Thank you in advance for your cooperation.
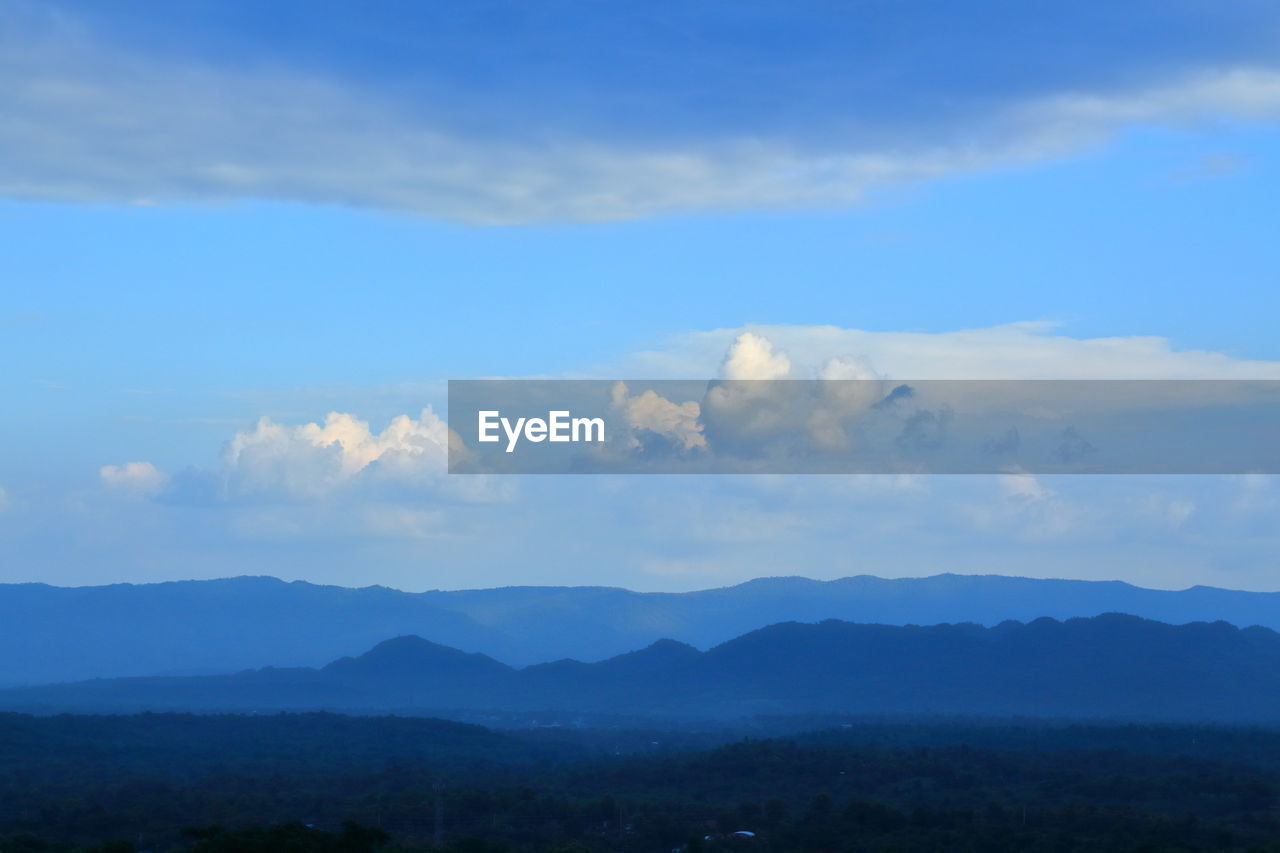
[67,325,1276,594]
[626,323,1280,380]
[4,2,1280,222]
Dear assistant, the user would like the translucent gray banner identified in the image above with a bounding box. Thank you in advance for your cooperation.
[447,380,1280,474]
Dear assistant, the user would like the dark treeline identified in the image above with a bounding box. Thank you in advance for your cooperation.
[5,713,1280,852]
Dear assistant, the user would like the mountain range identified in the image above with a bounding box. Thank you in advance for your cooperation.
[3,614,1280,722]
[4,573,1280,685]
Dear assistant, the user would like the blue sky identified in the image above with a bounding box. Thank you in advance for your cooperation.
[2,1,1279,591]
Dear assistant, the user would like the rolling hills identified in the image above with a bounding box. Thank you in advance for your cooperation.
[4,613,1279,722]
[5,573,1280,685]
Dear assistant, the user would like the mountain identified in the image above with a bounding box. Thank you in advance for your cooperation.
[4,614,1280,722]
[0,577,512,686]
[5,573,1280,685]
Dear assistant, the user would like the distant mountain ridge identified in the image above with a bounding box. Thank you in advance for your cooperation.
[4,573,1280,685]
[4,614,1280,722]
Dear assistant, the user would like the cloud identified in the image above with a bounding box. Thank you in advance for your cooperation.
[719,332,792,380]
[108,407,512,546]
[611,382,707,451]
[1135,494,1197,529]
[0,486,10,514]
[453,328,1280,474]
[16,322,1280,590]
[624,322,1280,379]
[99,461,167,496]
[960,473,1081,539]
[594,326,1280,472]
[1230,473,1277,516]
[220,409,450,500]
[4,4,1280,222]
[819,356,880,381]
[1000,473,1053,503]
[128,407,501,513]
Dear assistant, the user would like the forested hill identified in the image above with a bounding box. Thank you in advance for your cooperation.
[4,613,1280,722]
[5,573,1280,685]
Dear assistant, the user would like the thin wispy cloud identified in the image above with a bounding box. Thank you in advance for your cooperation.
[621,323,1280,380]
[4,2,1280,222]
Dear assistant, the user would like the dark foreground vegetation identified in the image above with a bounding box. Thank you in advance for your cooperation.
[5,713,1280,852]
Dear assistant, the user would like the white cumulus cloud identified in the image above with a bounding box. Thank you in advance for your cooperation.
[719,332,792,380]
[222,409,450,500]
[99,461,167,496]
[611,382,707,451]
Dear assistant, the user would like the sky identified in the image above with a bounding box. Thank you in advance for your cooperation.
[1,0,1279,592]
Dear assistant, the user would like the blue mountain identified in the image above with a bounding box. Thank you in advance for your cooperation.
[3,614,1279,722]
[3,573,1280,685]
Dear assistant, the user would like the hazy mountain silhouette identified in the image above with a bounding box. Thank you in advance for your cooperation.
[0,576,513,686]
[4,573,1280,685]
[4,614,1280,722]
